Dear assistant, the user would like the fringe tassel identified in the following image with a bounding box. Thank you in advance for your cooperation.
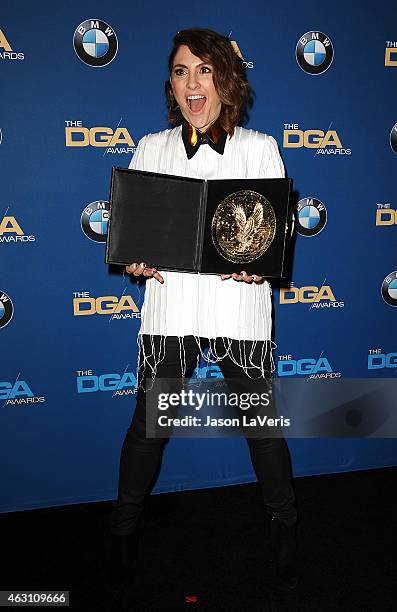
[136,333,277,392]
[133,274,276,392]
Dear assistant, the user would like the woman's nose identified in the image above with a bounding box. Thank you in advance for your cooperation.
[187,70,200,89]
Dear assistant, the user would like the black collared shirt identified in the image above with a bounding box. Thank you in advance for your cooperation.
[181,119,228,160]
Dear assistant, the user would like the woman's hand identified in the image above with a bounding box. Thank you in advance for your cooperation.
[220,271,265,284]
[125,262,164,284]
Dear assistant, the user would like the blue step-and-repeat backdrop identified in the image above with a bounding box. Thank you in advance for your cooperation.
[1,1,396,513]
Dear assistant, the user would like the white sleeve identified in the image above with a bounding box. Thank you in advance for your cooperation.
[262,135,285,179]
[128,135,147,171]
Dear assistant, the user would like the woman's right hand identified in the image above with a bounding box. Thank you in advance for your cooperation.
[125,262,164,284]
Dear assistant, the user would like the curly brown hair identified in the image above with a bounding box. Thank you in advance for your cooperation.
[165,28,253,137]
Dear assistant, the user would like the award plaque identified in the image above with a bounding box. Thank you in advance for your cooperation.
[105,167,293,277]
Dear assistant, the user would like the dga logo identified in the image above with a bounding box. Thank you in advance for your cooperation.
[375,204,397,226]
[73,292,140,319]
[0,213,36,243]
[229,39,254,69]
[280,284,344,308]
[81,201,109,242]
[192,363,223,379]
[65,121,135,154]
[390,123,397,154]
[278,354,340,378]
[283,124,351,155]
[381,271,397,307]
[0,28,25,60]
[368,349,397,370]
[73,19,117,67]
[296,198,327,236]
[76,369,137,395]
[0,291,13,328]
[296,31,333,75]
[385,42,397,66]
[0,379,45,404]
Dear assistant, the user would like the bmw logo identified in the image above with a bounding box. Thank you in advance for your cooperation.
[390,123,397,155]
[296,197,327,236]
[73,19,118,67]
[296,31,334,75]
[381,271,397,307]
[0,291,14,329]
[81,201,110,242]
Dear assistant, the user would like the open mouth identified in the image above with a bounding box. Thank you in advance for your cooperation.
[187,95,206,113]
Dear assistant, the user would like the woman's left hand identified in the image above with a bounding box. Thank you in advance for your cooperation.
[220,271,265,283]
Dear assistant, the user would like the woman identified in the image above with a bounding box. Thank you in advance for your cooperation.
[108,27,297,593]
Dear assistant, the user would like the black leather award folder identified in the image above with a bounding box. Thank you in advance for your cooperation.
[105,167,292,277]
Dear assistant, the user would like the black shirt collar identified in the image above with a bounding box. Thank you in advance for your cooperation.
[181,119,228,160]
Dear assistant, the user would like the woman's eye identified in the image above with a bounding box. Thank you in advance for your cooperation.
[174,68,186,76]
[200,66,212,73]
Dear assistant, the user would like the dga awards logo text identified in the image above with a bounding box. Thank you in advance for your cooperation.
[76,369,137,395]
[229,40,254,69]
[0,28,24,60]
[368,348,397,370]
[65,121,135,154]
[375,203,397,226]
[0,379,45,405]
[73,292,140,319]
[385,41,397,66]
[278,353,341,378]
[283,124,351,155]
[0,214,36,243]
[280,284,344,309]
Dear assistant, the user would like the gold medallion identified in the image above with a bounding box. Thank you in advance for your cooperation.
[211,190,276,263]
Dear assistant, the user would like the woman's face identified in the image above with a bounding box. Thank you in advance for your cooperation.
[170,45,222,132]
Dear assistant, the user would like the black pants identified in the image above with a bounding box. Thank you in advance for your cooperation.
[110,336,297,535]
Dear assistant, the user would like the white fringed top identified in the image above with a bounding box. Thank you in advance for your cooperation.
[129,125,285,341]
